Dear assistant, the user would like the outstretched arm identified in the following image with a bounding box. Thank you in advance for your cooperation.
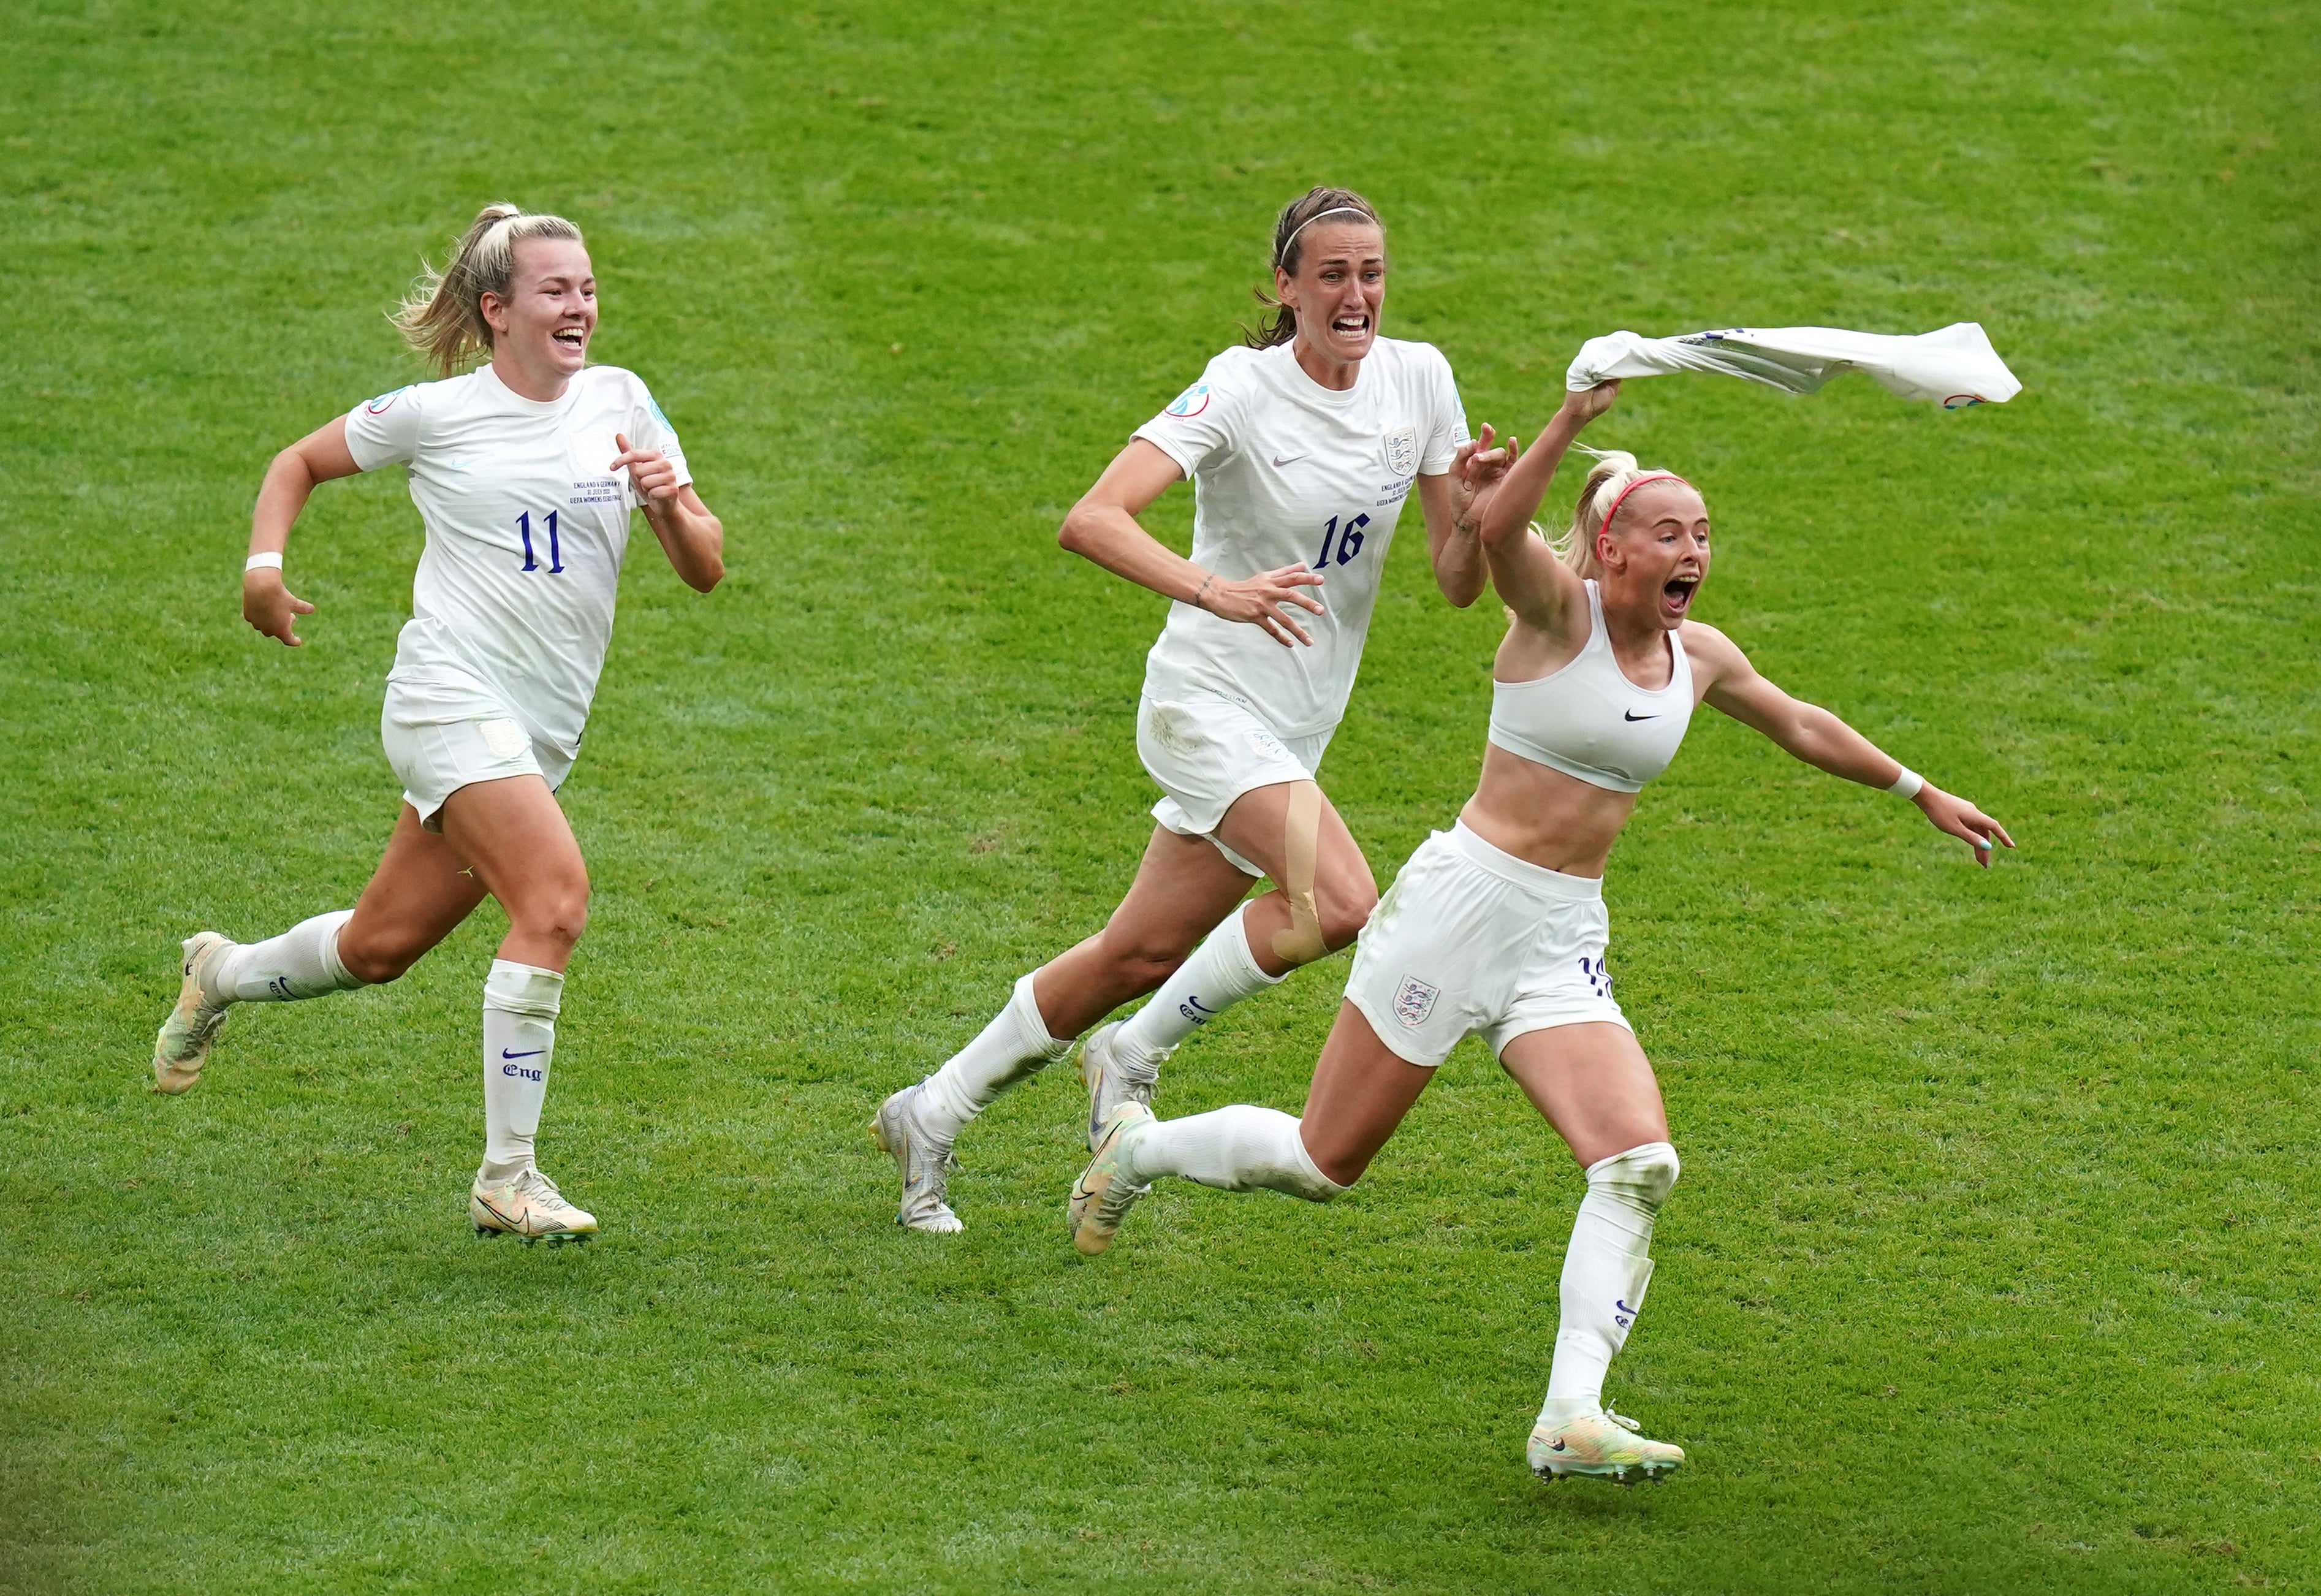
[1692,622,2016,866]
[1058,438,1327,649]
[245,416,363,647]
[1478,384,1619,633]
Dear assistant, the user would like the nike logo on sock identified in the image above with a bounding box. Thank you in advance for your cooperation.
[1623,710,1658,721]
[501,1048,547,1060]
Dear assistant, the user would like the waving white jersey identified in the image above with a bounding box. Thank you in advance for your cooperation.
[1131,338,1468,737]
[343,364,689,760]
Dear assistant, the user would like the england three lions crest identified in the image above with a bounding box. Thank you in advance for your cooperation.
[1384,427,1418,478]
[1392,974,1439,1028]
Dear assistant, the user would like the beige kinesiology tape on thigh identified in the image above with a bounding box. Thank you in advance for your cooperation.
[1269,781,1328,967]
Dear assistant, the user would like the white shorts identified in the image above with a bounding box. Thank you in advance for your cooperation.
[381,673,574,833]
[1346,821,1630,1067]
[1138,692,1334,878]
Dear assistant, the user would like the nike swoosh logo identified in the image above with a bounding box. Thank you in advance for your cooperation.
[1623,711,1658,722]
[1272,454,1306,468]
[1548,1440,1569,1452]
[501,1048,547,1059]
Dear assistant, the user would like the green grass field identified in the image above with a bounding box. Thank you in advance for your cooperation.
[4,1,2317,1590]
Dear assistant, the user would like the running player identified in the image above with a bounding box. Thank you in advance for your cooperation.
[874,186,1513,1233]
[149,204,725,1242]
[1066,379,2012,1483]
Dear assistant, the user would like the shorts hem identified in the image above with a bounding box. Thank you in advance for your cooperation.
[1486,1007,1634,1056]
[1345,992,1456,1069]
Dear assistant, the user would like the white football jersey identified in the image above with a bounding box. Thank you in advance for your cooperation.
[343,364,689,761]
[1131,337,1468,737]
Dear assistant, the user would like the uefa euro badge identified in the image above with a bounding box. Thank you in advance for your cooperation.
[1392,974,1439,1028]
[1384,426,1418,477]
[1166,382,1210,419]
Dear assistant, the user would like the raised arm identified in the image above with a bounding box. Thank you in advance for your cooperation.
[1690,621,2016,866]
[245,416,363,647]
[1477,384,1620,633]
[1416,424,1512,610]
[1057,438,1326,649]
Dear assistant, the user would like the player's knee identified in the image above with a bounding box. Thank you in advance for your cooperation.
[1315,881,1378,954]
[514,883,590,952]
[336,930,420,986]
[1098,926,1195,990]
[1592,1141,1680,1208]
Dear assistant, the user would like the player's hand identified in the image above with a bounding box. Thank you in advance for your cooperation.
[1556,379,1620,428]
[1449,422,1516,525]
[243,567,314,647]
[1198,563,1327,648]
[610,433,681,504]
[1915,786,2015,868]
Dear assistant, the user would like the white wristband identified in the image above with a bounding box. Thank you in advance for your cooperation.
[1886,767,1924,799]
[245,552,284,572]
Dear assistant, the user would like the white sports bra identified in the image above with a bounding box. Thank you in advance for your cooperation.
[1487,580,1694,794]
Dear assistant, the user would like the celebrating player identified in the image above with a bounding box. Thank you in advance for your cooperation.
[149,203,725,1242]
[1066,380,2013,1483]
[874,186,1512,1233]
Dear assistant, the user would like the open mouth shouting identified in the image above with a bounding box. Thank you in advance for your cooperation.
[551,324,589,355]
[1329,313,1371,339]
[1662,576,1700,619]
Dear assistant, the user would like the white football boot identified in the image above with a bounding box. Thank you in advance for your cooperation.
[871,1082,963,1234]
[470,1167,596,1242]
[1077,1020,1162,1152]
[1067,1103,1153,1256]
[152,932,234,1095]
[1527,1405,1685,1485]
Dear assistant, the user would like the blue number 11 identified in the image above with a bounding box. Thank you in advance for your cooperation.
[516,511,564,574]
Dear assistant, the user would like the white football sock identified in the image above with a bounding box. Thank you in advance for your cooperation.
[916,973,1073,1140]
[480,959,563,1184]
[1114,904,1284,1077]
[203,910,365,1004]
[1537,1141,1680,1426]
[1123,1104,1346,1202]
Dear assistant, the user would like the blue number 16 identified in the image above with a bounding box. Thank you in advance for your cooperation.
[1315,512,1369,569]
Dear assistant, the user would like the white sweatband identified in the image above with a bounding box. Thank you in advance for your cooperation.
[245,552,284,572]
[1886,767,1924,799]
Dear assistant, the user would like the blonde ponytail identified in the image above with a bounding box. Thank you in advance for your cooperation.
[1548,450,1689,578]
[392,203,585,377]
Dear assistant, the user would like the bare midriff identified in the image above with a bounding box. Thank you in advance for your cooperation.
[1456,742,1638,879]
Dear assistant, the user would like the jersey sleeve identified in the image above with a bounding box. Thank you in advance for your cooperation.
[343,383,424,470]
[1130,355,1243,479]
[1418,346,1470,474]
[625,376,693,507]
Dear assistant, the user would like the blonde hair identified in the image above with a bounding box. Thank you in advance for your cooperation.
[1548,450,1693,579]
[392,203,585,377]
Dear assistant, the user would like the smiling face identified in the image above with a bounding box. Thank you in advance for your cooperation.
[479,236,597,392]
[1276,221,1385,367]
[1598,479,1712,629]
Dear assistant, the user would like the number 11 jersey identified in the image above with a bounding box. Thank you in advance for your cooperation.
[343,364,691,761]
[1131,337,1468,739]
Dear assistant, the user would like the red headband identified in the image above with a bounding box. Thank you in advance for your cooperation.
[1592,471,1692,552]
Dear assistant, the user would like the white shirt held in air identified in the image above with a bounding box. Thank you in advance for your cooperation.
[343,363,691,760]
[1131,336,1468,739]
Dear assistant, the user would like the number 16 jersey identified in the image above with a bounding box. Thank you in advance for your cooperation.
[1131,336,1468,739]
[343,364,691,761]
